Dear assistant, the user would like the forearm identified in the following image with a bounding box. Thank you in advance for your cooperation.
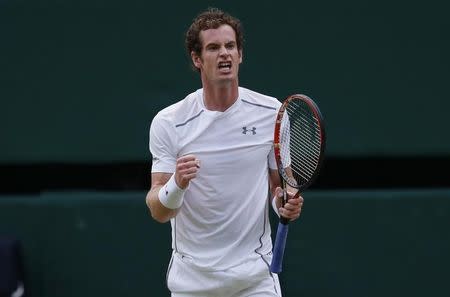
[146,186,179,223]
[147,156,199,223]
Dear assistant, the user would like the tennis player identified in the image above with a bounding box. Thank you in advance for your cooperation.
[146,7,303,297]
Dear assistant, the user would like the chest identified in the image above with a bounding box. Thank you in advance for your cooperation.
[177,111,274,172]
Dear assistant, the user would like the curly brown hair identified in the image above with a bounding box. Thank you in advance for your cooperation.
[185,8,244,68]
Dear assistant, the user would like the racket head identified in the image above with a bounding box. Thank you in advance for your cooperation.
[274,94,326,192]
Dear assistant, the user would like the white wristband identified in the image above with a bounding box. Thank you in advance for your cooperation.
[158,174,186,209]
[272,196,280,217]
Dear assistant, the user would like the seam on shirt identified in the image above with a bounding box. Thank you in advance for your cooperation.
[242,99,277,110]
[255,190,270,261]
[175,110,204,127]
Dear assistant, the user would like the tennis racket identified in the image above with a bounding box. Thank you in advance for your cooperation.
[270,94,326,273]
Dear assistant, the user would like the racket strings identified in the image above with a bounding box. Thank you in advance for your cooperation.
[280,101,322,186]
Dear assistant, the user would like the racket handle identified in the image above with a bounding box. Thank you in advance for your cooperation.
[270,221,289,273]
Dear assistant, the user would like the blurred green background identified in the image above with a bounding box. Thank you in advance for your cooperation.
[1,190,449,297]
[1,0,449,296]
[1,0,449,163]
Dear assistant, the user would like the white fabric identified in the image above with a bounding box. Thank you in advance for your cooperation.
[167,252,282,297]
[158,174,186,209]
[150,87,281,270]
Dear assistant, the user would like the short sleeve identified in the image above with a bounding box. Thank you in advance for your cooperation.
[268,145,277,170]
[149,114,177,173]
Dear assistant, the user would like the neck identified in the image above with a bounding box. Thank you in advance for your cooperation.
[202,80,239,112]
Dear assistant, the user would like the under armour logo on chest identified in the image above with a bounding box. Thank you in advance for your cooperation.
[242,126,256,135]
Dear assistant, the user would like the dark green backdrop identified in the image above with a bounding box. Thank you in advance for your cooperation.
[1,190,449,297]
[1,0,449,163]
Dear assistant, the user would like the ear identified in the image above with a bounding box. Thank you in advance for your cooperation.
[191,51,202,69]
[239,49,243,64]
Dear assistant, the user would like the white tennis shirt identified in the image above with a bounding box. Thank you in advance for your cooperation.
[150,87,281,270]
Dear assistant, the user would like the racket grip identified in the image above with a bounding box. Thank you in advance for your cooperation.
[270,221,289,273]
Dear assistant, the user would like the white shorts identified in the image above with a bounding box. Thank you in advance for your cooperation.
[166,252,282,297]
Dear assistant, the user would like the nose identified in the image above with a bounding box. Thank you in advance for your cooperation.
[219,45,230,56]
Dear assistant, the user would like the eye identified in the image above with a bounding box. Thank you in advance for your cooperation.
[226,42,235,50]
[206,44,220,51]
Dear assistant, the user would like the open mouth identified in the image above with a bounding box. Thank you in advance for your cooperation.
[218,61,232,70]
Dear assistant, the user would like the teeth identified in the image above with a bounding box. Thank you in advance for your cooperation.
[218,62,231,68]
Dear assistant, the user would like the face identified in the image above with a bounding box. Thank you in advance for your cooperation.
[192,24,243,86]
